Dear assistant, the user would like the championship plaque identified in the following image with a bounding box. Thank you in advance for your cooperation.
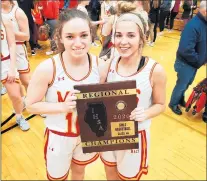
[74,80,138,153]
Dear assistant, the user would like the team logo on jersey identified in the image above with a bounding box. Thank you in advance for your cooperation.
[58,76,65,81]
[115,101,127,111]
[109,69,114,73]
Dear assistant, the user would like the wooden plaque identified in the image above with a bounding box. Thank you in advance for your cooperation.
[74,80,138,153]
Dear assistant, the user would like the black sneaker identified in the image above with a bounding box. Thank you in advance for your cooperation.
[31,50,36,56]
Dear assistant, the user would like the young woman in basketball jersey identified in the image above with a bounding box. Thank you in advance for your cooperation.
[26,9,103,180]
[2,0,31,97]
[100,1,149,61]
[100,12,167,180]
[1,17,30,131]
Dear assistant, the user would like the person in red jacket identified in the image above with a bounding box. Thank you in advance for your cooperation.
[39,0,60,55]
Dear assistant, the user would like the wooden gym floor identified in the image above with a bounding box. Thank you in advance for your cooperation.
[1,30,206,180]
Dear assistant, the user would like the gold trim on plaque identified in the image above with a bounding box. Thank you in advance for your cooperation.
[76,89,137,100]
[82,137,138,147]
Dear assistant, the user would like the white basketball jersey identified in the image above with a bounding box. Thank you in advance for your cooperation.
[1,23,10,59]
[45,54,100,134]
[103,1,111,14]
[2,5,20,39]
[107,57,157,130]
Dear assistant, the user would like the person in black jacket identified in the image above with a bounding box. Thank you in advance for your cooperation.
[148,0,160,46]
[87,0,101,46]
[169,1,207,115]
[182,0,197,29]
[158,0,172,35]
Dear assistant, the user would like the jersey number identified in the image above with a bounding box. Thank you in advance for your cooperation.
[57,91,79,134]
[66,111,78,134]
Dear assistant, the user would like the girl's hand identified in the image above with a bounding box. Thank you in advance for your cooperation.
[7,67,16,83]
[61,89,80,113]
[130,107,147,122]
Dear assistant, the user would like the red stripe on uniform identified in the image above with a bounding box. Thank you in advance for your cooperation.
[1,78,20,84]
[18,67,30,74]
[16,42,24,45]
[117,130,148,180]
[50,129,79,137]
[100,155,117,167]
[47,170,69,181]
[72,153,99,166]
[1,55,10,61]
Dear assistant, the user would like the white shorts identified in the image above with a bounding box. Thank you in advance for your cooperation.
[16,43,30,74]
[44,128,99,180]
[1,57,19,84]
[100,129,150,180]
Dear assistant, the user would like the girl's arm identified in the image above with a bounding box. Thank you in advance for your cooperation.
[101,15,114,36]
[145,64,167,118]
[91,19,106,26]
[98,57,112,83]
[25,59,78,114]
[130,64,167,121]
[15,8,30,41]
[101,2,105,19]
[3,18,16,83]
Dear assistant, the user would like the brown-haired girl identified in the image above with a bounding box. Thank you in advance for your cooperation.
[2,0,31,98]
[26,9,102,180]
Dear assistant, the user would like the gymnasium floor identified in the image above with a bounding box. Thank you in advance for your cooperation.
[1,30,206,180]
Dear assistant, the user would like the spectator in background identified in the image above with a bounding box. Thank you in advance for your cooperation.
[158,0,173,35]
[87,0,101,46]
[169,1,207,115]
[166,0,182,32]
[77,0,106,46]
[101,0,114,19]
[17,0,38,55]
[151,0,161,44]
[148,0,159,47]
[182,0,197,29]
[63,0,70,9]
[39,0,59,55]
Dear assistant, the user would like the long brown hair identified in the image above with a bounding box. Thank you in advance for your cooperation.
[9,0,15,5]
[142,0,150,13]
[54,9,92,53]
[153,0,159,8]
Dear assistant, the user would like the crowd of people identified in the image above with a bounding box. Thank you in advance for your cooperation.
[1,0,206,180]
